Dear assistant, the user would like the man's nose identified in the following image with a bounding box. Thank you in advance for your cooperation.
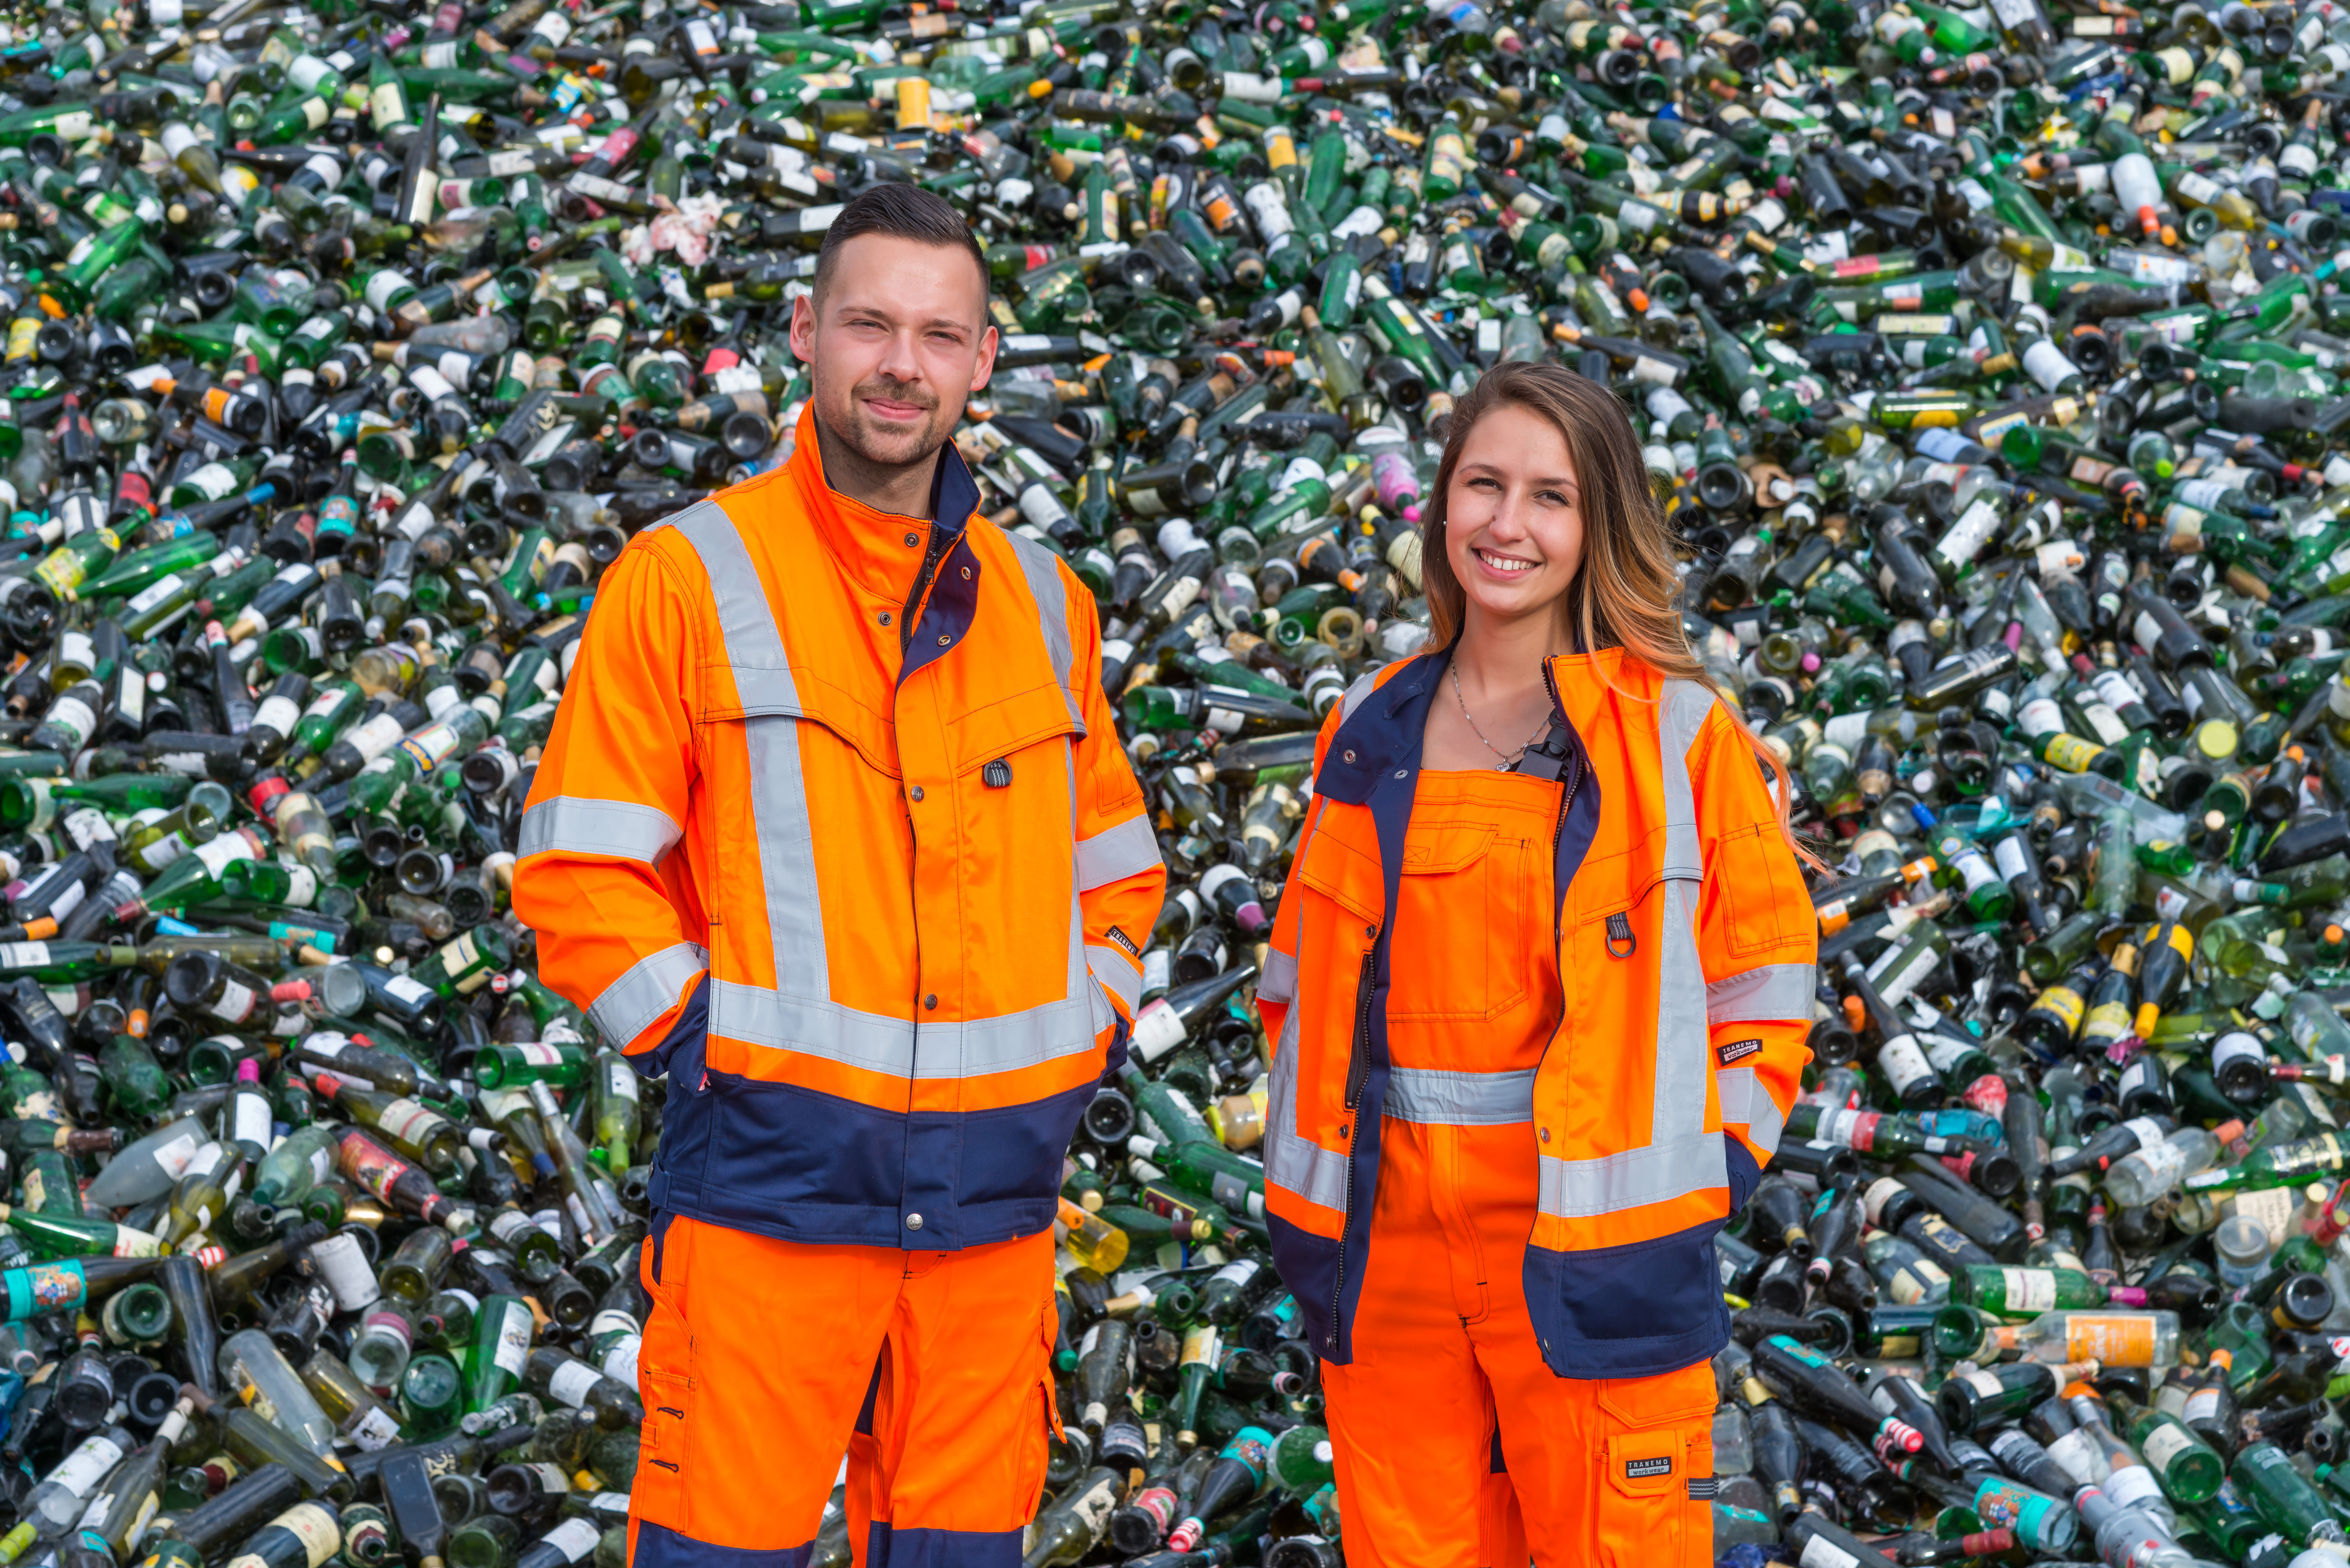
[876,328,925,385]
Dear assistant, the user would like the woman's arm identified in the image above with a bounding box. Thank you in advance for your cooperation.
[1689,704,1821,1191]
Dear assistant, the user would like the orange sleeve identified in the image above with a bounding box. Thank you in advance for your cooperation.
[1690,705,1818,1175]
[512,539,709,1059]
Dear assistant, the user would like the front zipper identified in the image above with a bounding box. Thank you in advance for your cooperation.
[1328,938,1377,1352]
[899,523,952,653]
[1540,659,1581,965]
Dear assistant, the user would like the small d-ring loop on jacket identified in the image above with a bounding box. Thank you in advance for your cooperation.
[1604,912,1637,959]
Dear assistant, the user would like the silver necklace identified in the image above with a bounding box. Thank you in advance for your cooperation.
[1451,663,1552,772]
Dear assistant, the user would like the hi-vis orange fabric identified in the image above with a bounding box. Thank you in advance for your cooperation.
[629,1215,1058,1568]
[515,403,1164,1568]
[516,402,1165,1252]
[1255,646,1816,1379]
[1314,767,1718,1568]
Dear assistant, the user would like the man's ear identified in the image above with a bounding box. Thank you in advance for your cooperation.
[970,323,998,393]
[789,292,817,364]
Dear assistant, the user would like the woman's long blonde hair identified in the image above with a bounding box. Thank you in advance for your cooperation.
[1419,361,1824,872]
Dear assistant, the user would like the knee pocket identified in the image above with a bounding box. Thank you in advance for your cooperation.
[1594,1361,1715,1568]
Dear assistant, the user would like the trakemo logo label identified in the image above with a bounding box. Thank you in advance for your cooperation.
[1624,1456,1674,1478]
[1717,1038,1763,1066]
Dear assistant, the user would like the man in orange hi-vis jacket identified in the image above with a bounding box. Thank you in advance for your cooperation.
[513,184,1165,1568]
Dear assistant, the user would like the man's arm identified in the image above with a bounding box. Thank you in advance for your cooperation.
[1065,564,1165,1061]
[513,541,708,1073]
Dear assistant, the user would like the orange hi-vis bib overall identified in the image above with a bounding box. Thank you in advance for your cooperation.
[1316,767,1720,1568]
[1256,647,1816,1567]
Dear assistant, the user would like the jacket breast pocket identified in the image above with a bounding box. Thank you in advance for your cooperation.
[1717,820,1802,959]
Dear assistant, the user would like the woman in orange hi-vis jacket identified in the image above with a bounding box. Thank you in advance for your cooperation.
[1255,362,1819,1567]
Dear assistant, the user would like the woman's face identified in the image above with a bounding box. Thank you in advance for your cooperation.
[1443,401,1587,633]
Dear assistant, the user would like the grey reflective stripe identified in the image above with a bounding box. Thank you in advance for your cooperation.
[1338,670,1379,722]
[1258,946,1299,1005]
[1003,531,1087,733]
[1383,1067,1536,1125]
[1658,678,1713,880]
[1087,944,1141,1015]
[1076,813,1161,892]
[1264,1002,1351,1211]
[710,979,1101,1080]
[678,504,1100,1083]
[1534,676,1723,1226]
[1651,875,1710,1149]
[590,941,708,1049]
[669,500,802,717]
[1538,1131,1727,1220]
[517,795,682,865]
[741,703,831,1000]
[1715,1066,1786,1157]
[1708,963,1815,1025]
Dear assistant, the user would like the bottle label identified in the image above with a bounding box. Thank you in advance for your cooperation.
[540,1519,601,1564]
[233,1091,272,1150]
[2139,1420,2195,1472]
[1877,1035,1934,1096]
[376,1099,442,1147]
[2058,1313,2159,1366]
[493,1301,533,1375]
[210,978,256,1022]
[150,1132,201,1181]
[0,943,49,970]
[547,1357,603,1409]
[1179,1324,1219,1368]
[48,1432,126,1503]
[1132,1002,1186,1062]
[384,975,433,1007]
[1797,1540,1861,1568]
[1999,1268,2056,1312]
[347,1404,402,1451]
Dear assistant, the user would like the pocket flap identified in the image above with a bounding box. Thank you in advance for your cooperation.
[1572,825,1700,924]
[1297,825,1385,921]
[695,659,805,721]
[1604,1429,1685,1498]
[1398,820,1496,876]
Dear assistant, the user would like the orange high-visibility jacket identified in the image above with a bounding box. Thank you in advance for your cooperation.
[514,403,1166,1251]
[1255,647,1816,1375]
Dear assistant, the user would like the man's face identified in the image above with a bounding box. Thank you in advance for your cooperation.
[789,232,997,472]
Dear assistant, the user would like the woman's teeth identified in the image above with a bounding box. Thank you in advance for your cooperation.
[1478,549,1535,574]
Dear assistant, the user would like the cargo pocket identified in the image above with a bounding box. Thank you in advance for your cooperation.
[1025,1309,1063,1511]
[634,1217,695,1534]
[1594,1362,1716,1568]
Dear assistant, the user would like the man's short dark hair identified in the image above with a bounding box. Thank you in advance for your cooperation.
[813,183,989,306]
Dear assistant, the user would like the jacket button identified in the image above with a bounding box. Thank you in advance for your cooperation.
[961,566,971,579]
[938,633,951,646]
[878,612,891,626]
[924,994,937,1010]
[903,532,920,547]
[1394,769,1407,779]
[1541,1127,1551,1143]
[905,1213,923,1231]
[909,786,925,802]
[1342,750,1355,763]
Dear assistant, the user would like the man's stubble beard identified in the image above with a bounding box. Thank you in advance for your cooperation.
[825,372,950,473]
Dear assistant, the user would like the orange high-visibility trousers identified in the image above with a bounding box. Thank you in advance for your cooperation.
[627,1215,1058,1568]
[1321,1115,1719,1568]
